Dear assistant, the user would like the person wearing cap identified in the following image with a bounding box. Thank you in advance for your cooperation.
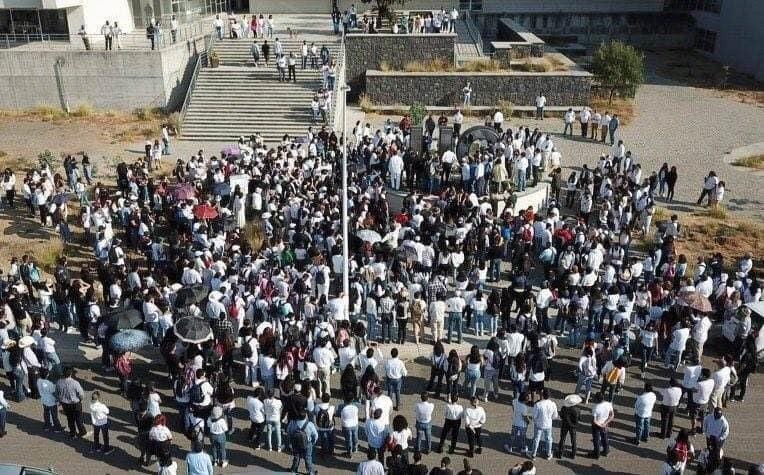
[556,394,581,459]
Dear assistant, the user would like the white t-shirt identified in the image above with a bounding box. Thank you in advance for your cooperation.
[532,399,558,430]
[415,401,434,424]
[340,403,359,428]
[592,401,613,426]
[391,428,412,450]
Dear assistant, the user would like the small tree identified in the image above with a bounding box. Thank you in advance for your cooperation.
[361,0,407,24]
[592,41,645,104]
[409,102,427,126]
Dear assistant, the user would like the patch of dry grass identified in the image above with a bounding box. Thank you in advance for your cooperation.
[37,240,64,273]
[589,97,636,125]
[732,154,764,170]
[69,103,95,118]
[679,213,764,275]
[379,61,392,72]
[359,94,376,113]
[513,55,569,73]
[697,205,729,220]
[244,221,265,252]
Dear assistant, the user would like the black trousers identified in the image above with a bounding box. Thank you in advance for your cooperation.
[396,319,407,343]
[660,405,676,438]
[249,421,264,446]
[558,425,576,455]
[466,426,482,453]
[438,418,460,451]
[62,402,86,436]
[427,366,443,395]
[288,65,296,82]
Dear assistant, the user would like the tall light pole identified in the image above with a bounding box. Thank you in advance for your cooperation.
[340,83,351,315]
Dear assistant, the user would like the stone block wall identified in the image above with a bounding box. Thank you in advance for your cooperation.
[366,70,592,107]
[345,33,455,100]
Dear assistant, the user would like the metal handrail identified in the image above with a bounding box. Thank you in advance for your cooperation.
[180,33,215,121]
[463,10,485,57]
[330,36,346,132]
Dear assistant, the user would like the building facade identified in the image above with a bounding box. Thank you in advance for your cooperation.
[0,0,230,35]
[668,0,764,80]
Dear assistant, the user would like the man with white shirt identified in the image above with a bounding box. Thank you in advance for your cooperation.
[579,107,591,137]
[340,396,359,456]
[384,348,408,410]
[563,108,575,135]
[690,368,714,434]
[415,392,435,453]
[535,282,554,333]
[690,314,712,360]
[388,152,404,190]
[665,321,691,370]
[535,93,546,120]
[590,393,614,459]
[659,379,682,439]
[697,171,719,206]
[445,291,466,344]
[526,388,558,460]
[493,109,504,132]
[634,383,656,445]
[246,388,265,447]
[515,153,529,192]
[599,112,611,143]
[437,394,464,454]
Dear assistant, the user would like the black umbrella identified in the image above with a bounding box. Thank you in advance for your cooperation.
[173,316,213,344]
[106,308,143,330]
[174,285,209,308]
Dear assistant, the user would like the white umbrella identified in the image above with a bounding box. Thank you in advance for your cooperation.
[356,229,382,244]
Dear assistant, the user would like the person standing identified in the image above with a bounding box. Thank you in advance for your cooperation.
[590,110,601,140]
[599,112,610,143]
[288,411,318,474]
[365,408,389,463]
[56,366,88,438]
[556,394,581,459]
[463,397,486,458]
[535,93,546,120]
[89,391,114,454]
[607,114,619,145]
[437,394,464,454]
[246,387,265,448]
[702,406,729,451]
[415,392,434,454]
[579,107,591,138]
[213,15,224,41]
[0,388,8,437]
[589,393,614,459]
[526,388,558,460]
[340,396,360,456]
[634,382,656,445]
[696,171,719,206]
[276,53,287,82]
[101,21,113,51]
[78,25,91,50]
[563,108,575,135]
[251,40,261,67]
[357,447,385,475]
[170,15,179,43]
[659,379,682,439]
[186,440,214,475]
[37,368,64,432]
[384,348,408,411]
[288,52,297,83]
[462,82,472,108]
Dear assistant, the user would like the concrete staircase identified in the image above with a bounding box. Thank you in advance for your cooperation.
[454,16,484,64]
[181,36,340,143]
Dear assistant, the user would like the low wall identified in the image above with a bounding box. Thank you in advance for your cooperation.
[0,35,208,111]
[365,69,592,107]
[345,33,455,100]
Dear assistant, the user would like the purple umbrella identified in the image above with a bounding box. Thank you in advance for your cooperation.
[171,183,197,201]
[221,145,241,157]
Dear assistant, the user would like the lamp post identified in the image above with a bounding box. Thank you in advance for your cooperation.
[340,83,351,315]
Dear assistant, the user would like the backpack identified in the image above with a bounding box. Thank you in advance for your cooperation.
[671,439,689,464]
[290,420,310,452]
[605,366,620,385]
[184,419,204,441]
[173,378,187,399]
[189,382,204,404]
[531,354,545,375]
[315,268,326,285]
[316,408,331,429]
[29,266,41,283]
[241,337,254,359]
[126,380,143,400]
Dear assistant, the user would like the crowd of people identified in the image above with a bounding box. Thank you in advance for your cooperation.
[0,104,761,475]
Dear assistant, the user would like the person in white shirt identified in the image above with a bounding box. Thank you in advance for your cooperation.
[665,322,691,370]
[37,368,63,432]
[563,108,575,135]
[575,347,597,403]
[339,396,360,455]
[634,383,657,445]
[659,379,683,439]
[690,368,714,434]
[414,392,435,453]
[89,391,114,454]
[710,356,733,409]
[696,171,719,206]
[437,394,464,453]
[464,397,486,457]
[579,107,591,137]
[690,314,712,359]
[527,389,558,459]
[246,388,265,448]
[207,405,229,467]
[384,347,408,410]
[590,393,614,458]
[493,109,504,132]
[535,93,546,120]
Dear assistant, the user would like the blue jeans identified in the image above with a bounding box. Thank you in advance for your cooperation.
[0,407,5,434]
[290,447,314,474]
[387,378,402,408]
[318,429,334,453]
[528,427,553,458]
[447,312,463,343]
[487,314,498,336]
[145,321,161,346]
[416,421,432,452]
[635,416,650,441]
[464,367,480,398]
[640,345,655,373]
[12,366,25,401]
[509,425,527,452]
[43,404,63,430]
[664,349,682,369]
[490,258,502,281]
[45,351,61,371]
[473,311,485,336]
[367,313,377,340]
[575,374,593,396]
[516,172,526,192]
[266,420,282,450]
[343,426,358,453]
[210,432,227,463]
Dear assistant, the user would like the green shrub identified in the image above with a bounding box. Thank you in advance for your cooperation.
[409,102,427,126]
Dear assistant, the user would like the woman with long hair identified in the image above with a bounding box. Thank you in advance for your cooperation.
[340,363,359,402]
[426,341,446,397]
[444,349,462,400]
[463,345,483,399]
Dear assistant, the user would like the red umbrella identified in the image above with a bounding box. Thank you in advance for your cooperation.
[676,290,713,313]
[193,204,218,220]
[171,183,197,201]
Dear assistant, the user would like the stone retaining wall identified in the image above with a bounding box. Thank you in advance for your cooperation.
[366,70,592,107]
[345,33,455,100]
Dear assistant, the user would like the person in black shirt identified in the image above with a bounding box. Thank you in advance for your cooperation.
[408,451,428,475]
[556,394,581,459]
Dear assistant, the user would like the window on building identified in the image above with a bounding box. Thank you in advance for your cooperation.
[458,0,482,11]
[694,27,717,52]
